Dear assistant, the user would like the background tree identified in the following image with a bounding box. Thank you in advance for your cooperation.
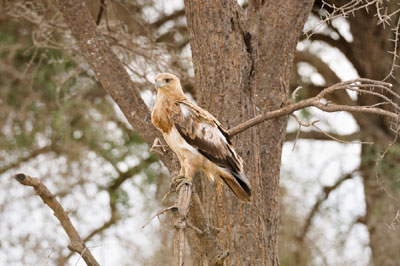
[288,1,400,265]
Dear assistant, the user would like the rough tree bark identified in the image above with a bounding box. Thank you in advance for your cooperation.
[184,1,313,265]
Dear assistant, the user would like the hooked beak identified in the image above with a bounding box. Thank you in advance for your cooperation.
[155,80,163,89]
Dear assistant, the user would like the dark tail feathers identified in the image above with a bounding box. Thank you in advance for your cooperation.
[220,170,251,202]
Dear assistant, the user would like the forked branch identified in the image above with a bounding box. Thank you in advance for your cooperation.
[298,171,355,242]
[14,173,100,266]
[229,78,399,137]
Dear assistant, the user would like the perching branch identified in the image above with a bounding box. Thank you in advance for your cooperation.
[14,173,100,266]
[172,182,192,266]
[229,78,399,137]
[144,178,227,266]
[143,178,193,266]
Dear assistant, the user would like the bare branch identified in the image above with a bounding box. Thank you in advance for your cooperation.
[56,0,179,174]
[298,170,355,242]
[384,13,400,81]
[228,78,398,136]
[57,155,154,265]
[108,156,158,190]
[290,113,373,145]
[286,130,363,142]
[306,0,379,37]
[142,205,177,228]
[295,51,355,106]
[151,9,185,28]
[386,210,400,231]
[173,182,192,266]
[374,127,400,204]
[14,174,100,266]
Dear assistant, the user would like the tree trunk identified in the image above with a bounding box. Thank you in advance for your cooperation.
[184,1,313,265]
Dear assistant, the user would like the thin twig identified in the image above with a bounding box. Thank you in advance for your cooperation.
[290,113,373,145]
[229,78,398,136]
[14,173,100,266]
[384,12,400,81]
[142,205,177,228]
[306,0,381,37]
[374,123,400,204]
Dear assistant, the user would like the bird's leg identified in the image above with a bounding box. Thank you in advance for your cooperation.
[170,167,193,192]
[174,175,193,192]
[150,137,168,155]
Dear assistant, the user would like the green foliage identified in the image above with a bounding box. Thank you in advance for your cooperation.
[0,10,158,183]
[110,188,131,209]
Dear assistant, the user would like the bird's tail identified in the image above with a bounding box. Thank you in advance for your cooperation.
[220,170,252,202]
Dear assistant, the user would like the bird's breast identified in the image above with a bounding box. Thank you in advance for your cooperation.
[164,127,198,154]
[164,127,204,168]
[151,104,173,134]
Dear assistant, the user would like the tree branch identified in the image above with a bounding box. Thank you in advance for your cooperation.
[14,173,100,266]
[286,130,363,142]
[57,156,156,265]
[294,50,356,106]
[56,0,179,173]
[297,171,355,242]
[172,182,192,266]
[228,78,398,136]
[151,9,185,28]
[108,156,158,190]
[307,33,365,77]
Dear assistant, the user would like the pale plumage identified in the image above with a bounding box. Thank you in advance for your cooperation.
[151,73,251,201]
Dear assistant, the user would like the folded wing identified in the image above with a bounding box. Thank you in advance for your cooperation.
[169,100,251,201]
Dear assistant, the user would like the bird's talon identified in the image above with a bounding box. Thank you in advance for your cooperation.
[170,175,192,192]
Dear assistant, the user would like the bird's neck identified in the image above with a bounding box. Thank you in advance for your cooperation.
[157,89,186,102]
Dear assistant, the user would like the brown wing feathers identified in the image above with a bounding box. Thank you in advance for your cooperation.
[175,122,240,172]
[171,101,251,201]
[171,101,241,172]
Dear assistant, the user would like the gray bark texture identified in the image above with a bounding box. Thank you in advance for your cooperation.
[184,1,313,265]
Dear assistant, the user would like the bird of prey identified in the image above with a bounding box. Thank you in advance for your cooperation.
[151,73,251,202]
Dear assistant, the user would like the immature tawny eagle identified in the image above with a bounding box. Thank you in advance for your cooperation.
[151,73,251,202]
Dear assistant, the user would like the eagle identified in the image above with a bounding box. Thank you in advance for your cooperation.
[151,73,251,202]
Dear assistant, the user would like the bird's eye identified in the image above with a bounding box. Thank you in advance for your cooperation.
[165,78,171,83]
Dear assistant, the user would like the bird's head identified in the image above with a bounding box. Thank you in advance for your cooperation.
[154,73,183,95]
